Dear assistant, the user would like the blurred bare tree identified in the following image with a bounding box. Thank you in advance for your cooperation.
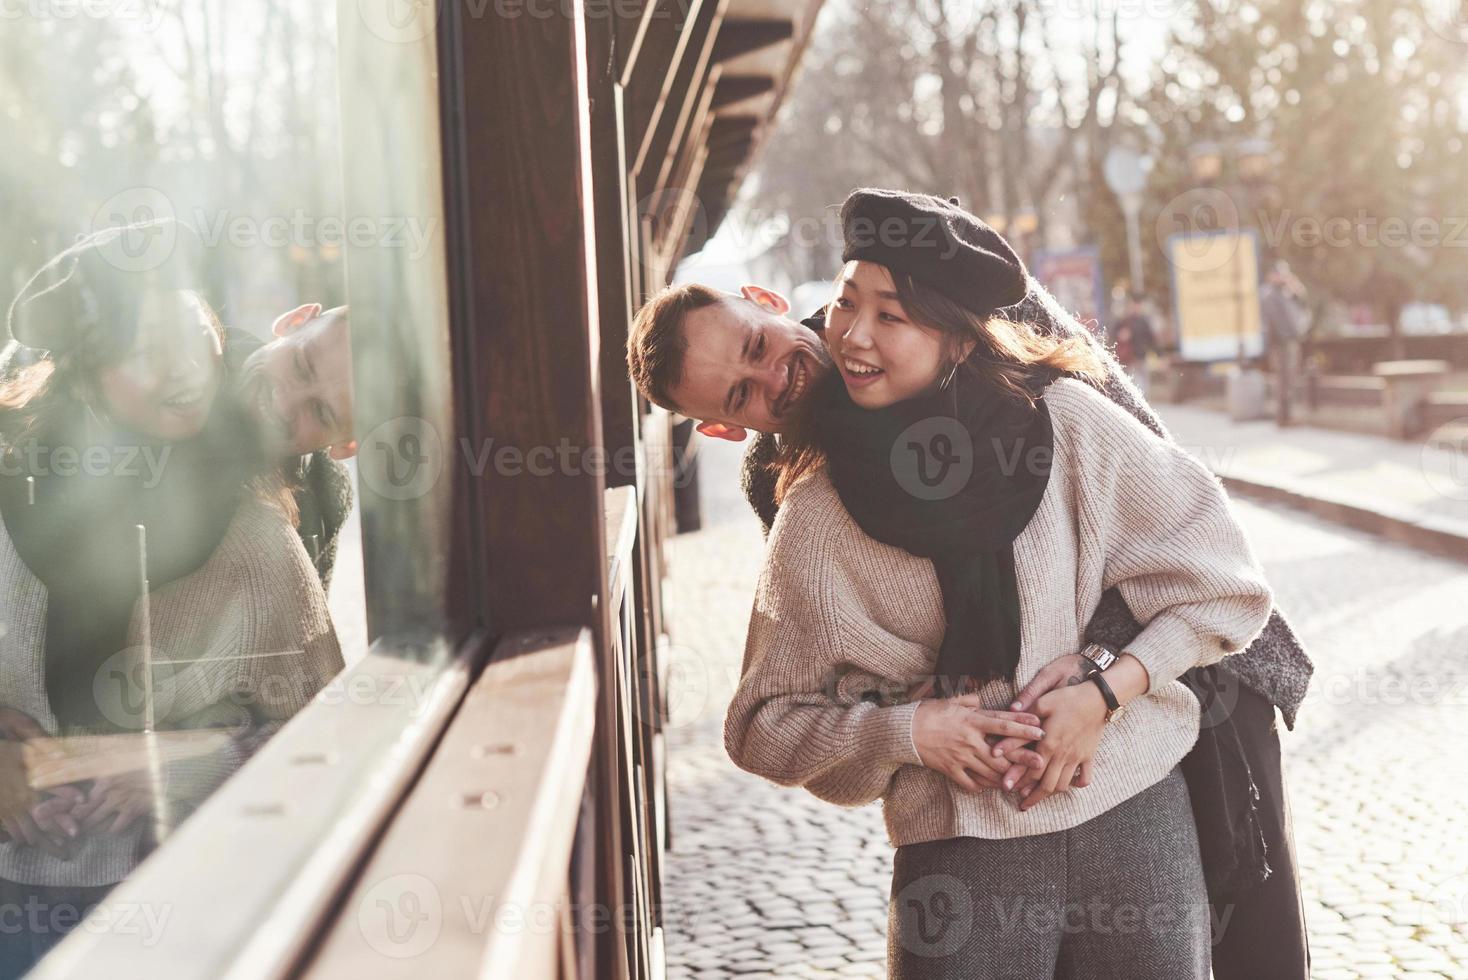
[749,0,1136,290]
[0,1,344,337]
[744,0,1468,337]
[1139,0,1468,348]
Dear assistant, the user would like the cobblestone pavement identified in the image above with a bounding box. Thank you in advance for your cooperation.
[659,441,1468,979]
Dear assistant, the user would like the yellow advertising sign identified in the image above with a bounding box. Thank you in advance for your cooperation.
[1168,231,1263,362]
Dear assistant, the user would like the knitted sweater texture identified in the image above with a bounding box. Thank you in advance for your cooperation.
[723,378,1274,847]
[0,495,343,886]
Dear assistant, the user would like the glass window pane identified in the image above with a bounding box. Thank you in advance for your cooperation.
[0,2,452,968]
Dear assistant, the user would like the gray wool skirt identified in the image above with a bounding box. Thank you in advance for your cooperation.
[888,765,1210,980]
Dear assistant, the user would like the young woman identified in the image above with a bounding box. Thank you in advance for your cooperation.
[0,225,344,974]
[724,190,1274,979]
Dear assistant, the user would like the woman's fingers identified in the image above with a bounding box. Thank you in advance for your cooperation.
[1074,761,1093,788]
[31,796,78,839]
[12,811,68,858]
[1021,755,1074,811]
[965,711,1044,741]
[1014,768,1043,795]
[108,805,143,836]
[944,765,984,795]
[82,796,119,831]
[960,743,1008,782]
[988,734,1040,760]
[1002,747,1046,773]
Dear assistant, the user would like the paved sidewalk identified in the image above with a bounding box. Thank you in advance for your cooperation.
[661,432,1468,979]
[1154,404,1468,557]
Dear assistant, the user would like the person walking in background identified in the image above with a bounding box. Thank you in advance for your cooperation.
[1110,293,1156,398]
[1260,261,1308,427]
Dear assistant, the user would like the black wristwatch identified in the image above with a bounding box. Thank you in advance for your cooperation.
[1088,671,1126,724]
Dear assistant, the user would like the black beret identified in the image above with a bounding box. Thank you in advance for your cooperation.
[838,188,1028,316]
[6,218,205,354]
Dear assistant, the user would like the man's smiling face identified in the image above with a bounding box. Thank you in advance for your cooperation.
[669,287,832,441]
[239,304,356,458]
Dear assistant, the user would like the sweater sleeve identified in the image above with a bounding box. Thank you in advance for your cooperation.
[723,495,925,808]
[155,507,344,810]
[1051,379,1274,693]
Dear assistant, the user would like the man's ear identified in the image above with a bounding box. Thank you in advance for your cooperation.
[695,420,748,443]
[327,439,358,460]
[739,285,791,316]
[271,303,323,337]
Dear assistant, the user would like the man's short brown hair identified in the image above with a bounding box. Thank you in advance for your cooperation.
[626,282,724,412]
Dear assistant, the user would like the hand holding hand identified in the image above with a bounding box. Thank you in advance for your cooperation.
[74,773,156,837]
[1018,682,1108,811]
[912,697,1045,794]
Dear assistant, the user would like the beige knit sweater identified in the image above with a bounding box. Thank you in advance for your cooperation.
[724,378,1274,847]
[0,495,343,886]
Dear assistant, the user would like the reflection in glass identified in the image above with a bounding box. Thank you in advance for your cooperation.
[0,3,377,972]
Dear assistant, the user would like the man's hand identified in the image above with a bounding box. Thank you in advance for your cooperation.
[0,707,48,742]
[1011,653,1095,712]
[0,784,84,860]
[73,773,156,837]
[912,698,1045,794]
[1018,682,1109,812]
[990,653,1094,766]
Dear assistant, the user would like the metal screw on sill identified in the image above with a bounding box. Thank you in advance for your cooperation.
[457,791,501,810]
[242,803,286,818]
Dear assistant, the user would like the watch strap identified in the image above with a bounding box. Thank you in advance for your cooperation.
[1088,671,1121,718]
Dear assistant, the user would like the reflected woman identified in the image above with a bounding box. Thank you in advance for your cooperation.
[0,224,344,974]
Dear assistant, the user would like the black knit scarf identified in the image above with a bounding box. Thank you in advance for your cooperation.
[0,390,266,733]
[814,359,1061,693]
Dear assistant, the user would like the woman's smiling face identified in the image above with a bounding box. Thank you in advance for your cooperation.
[827,261,951,409]
[95,289,223,442]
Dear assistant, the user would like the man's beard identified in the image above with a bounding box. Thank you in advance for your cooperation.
[231,359,297,458]
[212,377,278,470]
[776,343,837,438]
